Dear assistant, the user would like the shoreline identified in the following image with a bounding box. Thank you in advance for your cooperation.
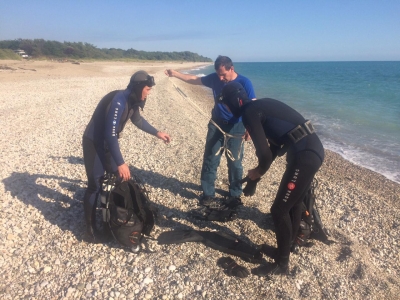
[1,60,399,299]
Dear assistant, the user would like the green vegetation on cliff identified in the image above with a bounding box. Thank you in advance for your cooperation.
[0,39,212,62]
[0,49,22,60]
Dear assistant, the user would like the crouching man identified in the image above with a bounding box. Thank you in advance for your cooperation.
[219,82,324,278]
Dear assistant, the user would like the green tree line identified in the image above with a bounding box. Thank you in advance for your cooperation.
[0,39,213,62]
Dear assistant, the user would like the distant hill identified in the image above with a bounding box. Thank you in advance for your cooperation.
[0,39,213,62]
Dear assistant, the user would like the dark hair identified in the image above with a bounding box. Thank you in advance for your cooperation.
[214,55,233,71]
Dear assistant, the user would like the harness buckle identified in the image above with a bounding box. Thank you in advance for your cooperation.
[303,120,315,134]
[287,121,315,143]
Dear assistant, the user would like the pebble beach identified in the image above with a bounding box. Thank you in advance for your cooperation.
[0,60,399,299]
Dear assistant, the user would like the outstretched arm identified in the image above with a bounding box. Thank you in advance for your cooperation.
[164,69,203,85]
[131,110,171,143]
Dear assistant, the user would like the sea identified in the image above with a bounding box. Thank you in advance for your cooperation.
[184,61,400,184]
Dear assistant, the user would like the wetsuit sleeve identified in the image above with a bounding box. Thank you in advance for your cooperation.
[131,109,158,136]
[104,99,125,166]
[244,114,273,175]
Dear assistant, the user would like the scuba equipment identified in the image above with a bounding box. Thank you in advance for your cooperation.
[157,230,263,263]
[100,173,156,253]
[294,179,330,246]
[190,205,238,222]
[198,196,222,208]
[190,195,243,222]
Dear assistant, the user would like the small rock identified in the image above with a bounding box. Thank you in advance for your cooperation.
[168,265,176,271]
[142,277,153,285]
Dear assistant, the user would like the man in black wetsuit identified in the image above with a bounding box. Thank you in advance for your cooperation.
[82,70,171,243]
[219,82,324,278]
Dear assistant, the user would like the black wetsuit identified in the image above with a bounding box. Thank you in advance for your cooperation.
[242,98,324,263]
[82,89,158,236]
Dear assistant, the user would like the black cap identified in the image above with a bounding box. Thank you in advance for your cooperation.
[219,82,250,118]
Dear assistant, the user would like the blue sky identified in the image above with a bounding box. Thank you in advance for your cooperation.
[1,0,399,62]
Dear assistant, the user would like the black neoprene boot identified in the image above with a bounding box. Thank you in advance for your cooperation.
[83,197,98,243]
[102,222,113,242]
[260,244,279,260]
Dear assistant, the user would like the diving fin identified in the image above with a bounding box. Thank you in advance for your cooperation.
[157,230,204,244]
[197,231,263,263]
[157,230,263,263]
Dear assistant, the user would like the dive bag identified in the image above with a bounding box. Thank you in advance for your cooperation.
[101,173,155,252]
[294,179,330,246]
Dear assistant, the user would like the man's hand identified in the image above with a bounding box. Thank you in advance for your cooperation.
[156,131,171,144]
[164,69,202,85]
[117,163,130,181]
[164,69,175,77]
[247,167,262,181]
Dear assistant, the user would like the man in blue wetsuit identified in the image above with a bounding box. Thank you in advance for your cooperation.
[165,56,256,206]
[219,82,324,278]
[82,71,171,243]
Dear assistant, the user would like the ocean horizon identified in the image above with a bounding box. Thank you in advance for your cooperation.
[184,61,400,184]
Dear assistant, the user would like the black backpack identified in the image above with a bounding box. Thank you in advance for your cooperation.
[294,179,330,246]
[101,174,155,252]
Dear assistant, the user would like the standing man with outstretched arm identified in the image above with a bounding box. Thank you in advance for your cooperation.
[165,56,256,206]
[82,71,171,243]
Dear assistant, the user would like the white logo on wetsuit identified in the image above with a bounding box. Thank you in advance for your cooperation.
[282,169,300,202]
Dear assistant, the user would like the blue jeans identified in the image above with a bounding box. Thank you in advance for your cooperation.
[200,121,245,198]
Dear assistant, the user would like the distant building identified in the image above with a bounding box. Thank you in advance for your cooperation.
[14,49,29,58]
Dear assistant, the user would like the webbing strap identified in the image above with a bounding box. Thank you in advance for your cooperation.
[209,119,244,161]
[169,77,244,161]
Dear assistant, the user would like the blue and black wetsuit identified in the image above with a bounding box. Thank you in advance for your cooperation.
[242,98,324,265]
[82,89,158,238]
